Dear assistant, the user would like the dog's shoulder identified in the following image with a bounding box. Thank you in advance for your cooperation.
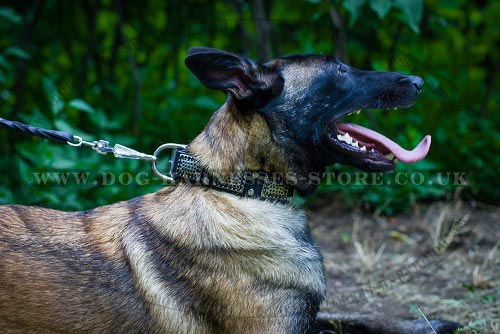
[135,184,311,249]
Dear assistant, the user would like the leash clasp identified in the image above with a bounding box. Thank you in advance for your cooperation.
[152,143,187,184]
[69,137,158,161]
[67,137,115,154]
[92,140,115,155]
[70,135,187,184]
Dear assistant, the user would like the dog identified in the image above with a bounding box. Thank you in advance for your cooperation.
[0,47,460,333]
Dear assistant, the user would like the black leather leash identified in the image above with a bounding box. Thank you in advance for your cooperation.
[0,117,74,144]
[0,117,158,161]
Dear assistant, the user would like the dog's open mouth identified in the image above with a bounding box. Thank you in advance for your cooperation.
[327,109,431,171]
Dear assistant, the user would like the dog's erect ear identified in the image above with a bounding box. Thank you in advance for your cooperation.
[185,47,283,105]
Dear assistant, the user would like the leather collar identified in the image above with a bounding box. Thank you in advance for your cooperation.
[169,149,295,204]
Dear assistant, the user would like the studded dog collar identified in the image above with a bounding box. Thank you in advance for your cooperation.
[169,149,295,204]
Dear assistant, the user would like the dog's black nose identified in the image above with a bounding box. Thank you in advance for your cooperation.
[409,75,424,92]
[398,75,424,92]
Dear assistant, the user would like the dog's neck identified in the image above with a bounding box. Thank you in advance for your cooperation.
[189,97,289,176]
[188,97,322,195]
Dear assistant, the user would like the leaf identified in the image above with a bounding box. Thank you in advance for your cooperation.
[467,319,487,328]
[69,99,94,113]
[54,119,77,134]
[42,78,64,115]
[0,7,21,24]
[21,107,52,130]
[0,55,11,69]
[54,119,90,138]
[370,0,393,19]
[394,0,423,33]
[342,0,367,27]
[192,96,220,110]
[4,46,30,60]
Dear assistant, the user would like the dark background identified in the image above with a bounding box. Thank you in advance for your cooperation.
[0,0,498,211]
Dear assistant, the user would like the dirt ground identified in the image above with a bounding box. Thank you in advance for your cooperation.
[307,198,499,334]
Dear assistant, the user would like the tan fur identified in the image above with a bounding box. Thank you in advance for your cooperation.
[190,96,290,176]
[0,101,325,333]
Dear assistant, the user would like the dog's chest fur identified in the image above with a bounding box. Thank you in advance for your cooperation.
[0,185,325,333]
[121,185,326,333]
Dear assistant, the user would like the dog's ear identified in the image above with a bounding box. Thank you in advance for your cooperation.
[185,47,283,105]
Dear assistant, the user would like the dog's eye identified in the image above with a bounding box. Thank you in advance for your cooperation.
[336,65,347,74]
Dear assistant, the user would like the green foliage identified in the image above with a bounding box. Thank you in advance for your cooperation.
[339,0,423,32]
[0,6,21,24]
[0,1,498,212]
[393,0,423,33]
[342,0,367,27]
[369,0,392,19]
[69,99,95,113]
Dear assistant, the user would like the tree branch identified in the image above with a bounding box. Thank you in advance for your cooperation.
[479,53,497,119]
[329,7,349,64]
[231,0,251,55]
[108,20,121,83]
[252,0,272,61]
[116,0,141,137]
[10,0,44,118]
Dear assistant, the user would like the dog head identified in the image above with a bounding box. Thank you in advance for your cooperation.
[185,47,430,193]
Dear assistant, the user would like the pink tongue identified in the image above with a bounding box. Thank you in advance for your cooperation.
[337,123,431,164]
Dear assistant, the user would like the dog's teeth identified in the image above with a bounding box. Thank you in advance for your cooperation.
[349,110,361,116]
[352,141,358,147]
[360,146,366,152]
[344,132,352,144]
[337,134,342,140]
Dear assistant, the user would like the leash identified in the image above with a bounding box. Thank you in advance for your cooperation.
[0,118,74,144]
[0,117,295,203]
[0,117,184,183]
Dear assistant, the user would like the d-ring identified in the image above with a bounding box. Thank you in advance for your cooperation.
[67,136,83,147]
[151,143,187,184]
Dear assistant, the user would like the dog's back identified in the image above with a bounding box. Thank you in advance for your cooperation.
[0,185,325,333]
[0,200,156,333]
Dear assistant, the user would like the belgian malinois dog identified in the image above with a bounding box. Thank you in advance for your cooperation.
[0,47,460,333]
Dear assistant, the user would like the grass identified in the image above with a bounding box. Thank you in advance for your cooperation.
[308,197,499,334]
